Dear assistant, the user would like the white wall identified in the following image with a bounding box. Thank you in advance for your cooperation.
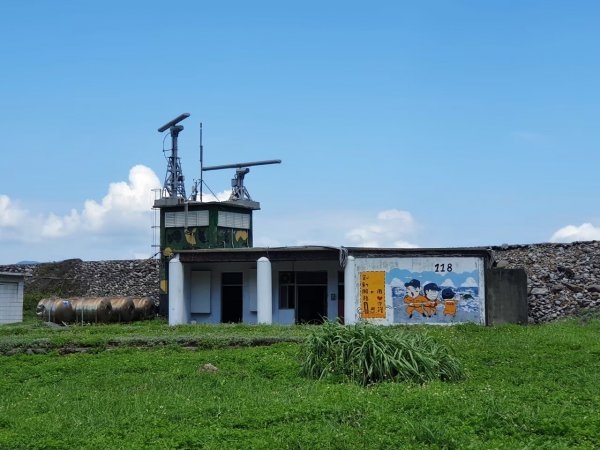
[0,276,24,325]
[187,262,258,324]
[180,259,342,325]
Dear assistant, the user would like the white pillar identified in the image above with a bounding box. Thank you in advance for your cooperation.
[257,257,273,324]
[344,256,357,325]
[168,254,186,326]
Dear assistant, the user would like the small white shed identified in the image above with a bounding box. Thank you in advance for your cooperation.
[0,272,25,325]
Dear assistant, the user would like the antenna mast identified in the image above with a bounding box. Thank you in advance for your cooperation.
[199,122,203,202]
[202,159,282,201]
[158,113,190,198]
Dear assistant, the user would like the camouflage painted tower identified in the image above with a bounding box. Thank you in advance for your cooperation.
[153,113,279,315]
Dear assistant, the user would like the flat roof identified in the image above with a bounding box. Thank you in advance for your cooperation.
[153,198,260,210]
[176,245,494,266]
[0,272,26,279]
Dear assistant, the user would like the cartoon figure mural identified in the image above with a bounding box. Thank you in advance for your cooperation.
[422,283,440,317]
[403,279,428,318]
[441,287,457,317]
[369,257,486,325]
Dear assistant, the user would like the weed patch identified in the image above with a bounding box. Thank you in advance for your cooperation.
[301,322,464,385]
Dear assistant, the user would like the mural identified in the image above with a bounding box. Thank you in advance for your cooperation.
[355,257,485,325]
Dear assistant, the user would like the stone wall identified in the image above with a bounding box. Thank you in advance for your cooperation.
[491,241,600,323]
[1,240,599,323]
[0,259,160,302]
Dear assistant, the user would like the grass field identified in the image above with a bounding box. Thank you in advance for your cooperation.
[1,309,599,449]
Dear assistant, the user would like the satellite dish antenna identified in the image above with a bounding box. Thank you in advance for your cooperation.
[202,159,281,201]
[158,113,190,198]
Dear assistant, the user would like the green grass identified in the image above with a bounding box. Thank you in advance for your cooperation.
[1,315,599,448]
[301,322,464,385]
[0,319,308,355]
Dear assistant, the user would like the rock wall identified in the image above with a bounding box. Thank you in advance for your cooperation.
[0,259,160,302]
[1,240,599,323]
[491,241,600,323]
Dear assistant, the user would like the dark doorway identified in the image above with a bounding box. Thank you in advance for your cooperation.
[221,272,243,323]
[338,271,345,323]
[297,285,327,324]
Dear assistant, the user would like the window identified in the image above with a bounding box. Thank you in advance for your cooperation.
[165,210,209,228]
[218,211,250,229]
[279,271,295,309]
[278,271,328,310]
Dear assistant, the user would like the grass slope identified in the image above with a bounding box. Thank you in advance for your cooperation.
[0,317,599,449]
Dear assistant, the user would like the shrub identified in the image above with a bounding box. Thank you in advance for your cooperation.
[300,322,464,386]
[23,292,51,320]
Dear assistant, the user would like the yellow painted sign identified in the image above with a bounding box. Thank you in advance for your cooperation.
[360,271,386,319]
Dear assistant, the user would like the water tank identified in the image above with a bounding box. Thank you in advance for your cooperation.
[37,298,75,324]
[70,297,113,323]
[131,297,155,321]
[109,297,135,322]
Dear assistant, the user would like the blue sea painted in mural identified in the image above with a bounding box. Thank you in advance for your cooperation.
[386,268,482,324]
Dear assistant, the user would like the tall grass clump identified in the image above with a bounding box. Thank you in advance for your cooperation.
[301,322,464,386]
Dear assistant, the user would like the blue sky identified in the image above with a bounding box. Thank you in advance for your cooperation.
[1,1,599,263]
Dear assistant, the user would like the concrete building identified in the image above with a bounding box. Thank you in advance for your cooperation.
[166,246,525,326]
[153,113,527,326]
[0,272,25,325]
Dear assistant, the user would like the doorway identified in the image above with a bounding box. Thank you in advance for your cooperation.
[297,285,327,324]
[221,272,243,323]
[338,271,344,323]
[294,271,328,324]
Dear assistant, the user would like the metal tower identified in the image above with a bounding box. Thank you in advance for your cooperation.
[158,113,190,198]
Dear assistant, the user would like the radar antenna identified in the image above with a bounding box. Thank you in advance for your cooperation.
[202,159,281,201]
[158,113,190,198]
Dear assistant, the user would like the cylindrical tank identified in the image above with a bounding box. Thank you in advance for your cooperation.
[37,298,75,324]
[36,297,57,318]
[109,297,135,322]
[70,297,113,323]
[131,297,155,321]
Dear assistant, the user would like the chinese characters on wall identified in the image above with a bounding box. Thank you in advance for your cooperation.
[360,271,386,319]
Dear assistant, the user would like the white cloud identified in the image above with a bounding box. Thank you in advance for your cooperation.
[441,278,456,288]
[550,223,600,243]
[78,165,161,232]
[0,165,164,262]
[461,277,478,288]
[42,210,82,238]
[389,277,404,287]
[346,209,418,248]
[254,208,419,249]
[194,190,231,202]
[2,178,424,262]
[0,195,27,227]
[0,166,260,263]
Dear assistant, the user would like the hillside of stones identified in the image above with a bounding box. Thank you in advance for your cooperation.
[0,259,160,302]
[1,240,598,323]
[493,241,600,323]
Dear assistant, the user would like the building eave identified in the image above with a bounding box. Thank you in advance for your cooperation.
[175,245,494,266]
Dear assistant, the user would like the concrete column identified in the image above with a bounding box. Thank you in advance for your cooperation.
[344,256,357,325]
[257,257,273,324]
[168,254,186,326]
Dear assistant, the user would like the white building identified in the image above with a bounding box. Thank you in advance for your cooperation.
[0,272,25,325]
[166,246,499,326]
